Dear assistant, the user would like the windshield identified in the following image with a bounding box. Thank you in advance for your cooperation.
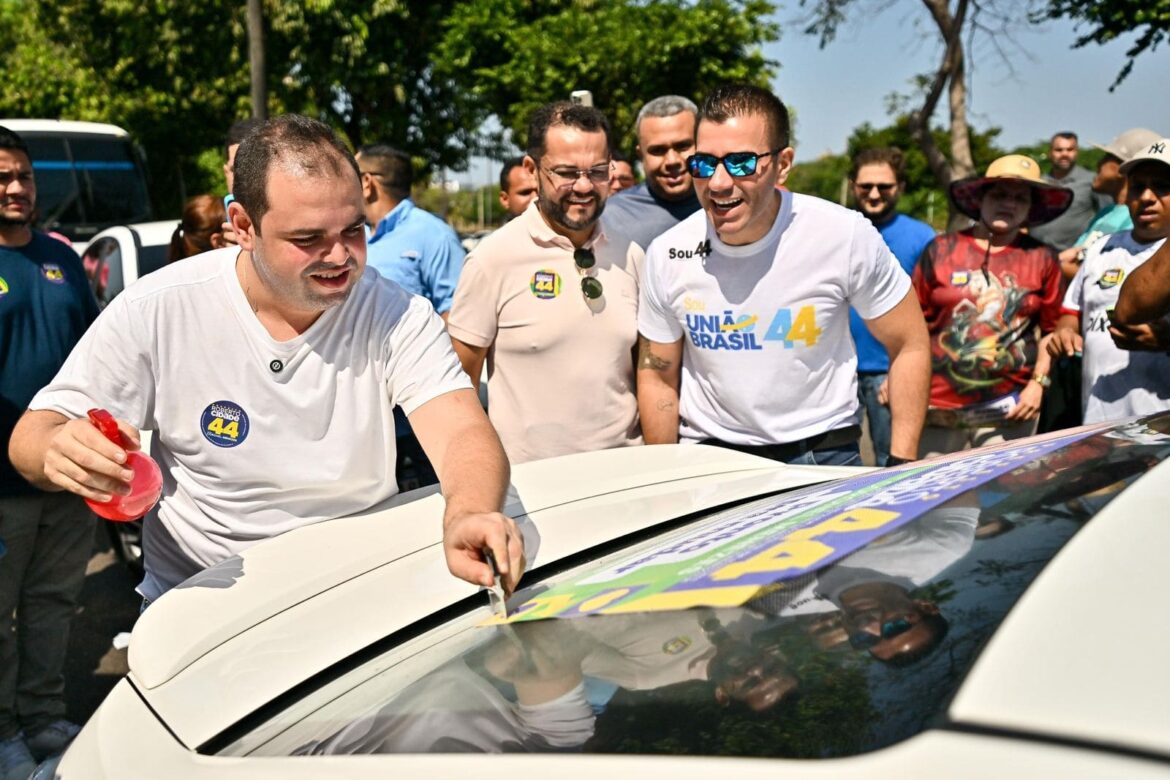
[216,421,1170,759]
[24,132,151,240]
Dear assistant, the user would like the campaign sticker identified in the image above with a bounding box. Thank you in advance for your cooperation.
[1097,268,1125,289]
[530,269,561,300]
[0,277,8,297]
[42,264,66,284]
[950,270,970,286]
[662,636,693,655]
[200,400,250,448]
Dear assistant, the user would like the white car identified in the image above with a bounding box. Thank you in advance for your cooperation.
[51,418,1170,778]
[78,220,177,307]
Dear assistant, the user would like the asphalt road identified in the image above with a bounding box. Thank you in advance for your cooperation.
[65,522,141,726]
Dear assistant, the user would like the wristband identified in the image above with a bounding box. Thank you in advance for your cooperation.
[886,455,914,467]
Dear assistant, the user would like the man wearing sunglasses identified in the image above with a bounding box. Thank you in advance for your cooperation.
[448,102,643,464]
[848,148,936,466]
[637,84,929,466]
[602,95,702,254]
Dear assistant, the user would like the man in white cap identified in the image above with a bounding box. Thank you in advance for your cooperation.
[1057,128,1163,279]
[1049,137,1170,419]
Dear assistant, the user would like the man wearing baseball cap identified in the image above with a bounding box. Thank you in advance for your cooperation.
[1057,128,1163,278]
[1049,137,1170,419]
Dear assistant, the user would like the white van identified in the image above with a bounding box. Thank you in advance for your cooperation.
[0,119,152,243]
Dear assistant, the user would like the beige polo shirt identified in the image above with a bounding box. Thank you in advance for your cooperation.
[448,202,643,464]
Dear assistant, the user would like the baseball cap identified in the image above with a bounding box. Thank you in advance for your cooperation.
[1095,128,1162,161]
[1119,138,1170,174]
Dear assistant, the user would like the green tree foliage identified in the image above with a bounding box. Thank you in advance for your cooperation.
[1038,1,1170,89]
[788,116,1005,230]
[2,0,777,217]
[13,0,252,215]
[265,1,482,174]
[435,0,779,155]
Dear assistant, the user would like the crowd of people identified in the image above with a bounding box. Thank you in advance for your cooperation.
[1,82,1168,776]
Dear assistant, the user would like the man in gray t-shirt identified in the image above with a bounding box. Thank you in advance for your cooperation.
[1031,131,1110,250]
[602,95,702,252]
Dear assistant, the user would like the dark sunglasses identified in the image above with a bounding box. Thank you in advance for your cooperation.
[848,617,913,650]
[856,182,897,194]
[686,150,780,179]
[574,248,603,299]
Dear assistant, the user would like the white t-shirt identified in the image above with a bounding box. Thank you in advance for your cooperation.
[31,248,471,600]
[1062,231,1170,423]
[639,193,911,445]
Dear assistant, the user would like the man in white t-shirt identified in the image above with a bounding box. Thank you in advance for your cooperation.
[1048,138,1170,422]
[637,84,930,465]
[8,115,523,601]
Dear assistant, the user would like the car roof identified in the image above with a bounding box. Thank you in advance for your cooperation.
[0,118,132,137]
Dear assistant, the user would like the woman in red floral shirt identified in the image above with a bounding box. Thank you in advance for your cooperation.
[913,155,1071,457]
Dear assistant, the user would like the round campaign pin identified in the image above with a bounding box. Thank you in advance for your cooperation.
[269,359,284,373]
[200,400,250,448]
[529,269,562,300]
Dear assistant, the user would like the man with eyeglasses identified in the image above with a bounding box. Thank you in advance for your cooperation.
[603,95,702,254]
[637,84,929,466]
[448,102,643,464]
[848,148,936,466]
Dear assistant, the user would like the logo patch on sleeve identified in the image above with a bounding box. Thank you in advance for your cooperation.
[41,264,66,284]
[200,400,250,448]
[0,277,8,297]
[529,269,562,299]
[950,270,970,286]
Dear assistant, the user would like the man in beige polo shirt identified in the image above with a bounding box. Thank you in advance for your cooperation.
[448,101,643,464]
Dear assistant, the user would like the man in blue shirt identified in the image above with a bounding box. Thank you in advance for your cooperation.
[356,144,465,320]
[356,145,466,489]
[848,148,936,465]
[0,126,99,776]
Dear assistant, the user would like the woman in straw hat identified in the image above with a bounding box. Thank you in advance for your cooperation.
[912,154,1071,457]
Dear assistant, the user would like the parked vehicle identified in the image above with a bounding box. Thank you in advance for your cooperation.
[0,119,152,244]
[48,417,1170,777]
[79,220,175,307]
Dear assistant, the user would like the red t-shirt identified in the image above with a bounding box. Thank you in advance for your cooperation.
[913,230,1062,409]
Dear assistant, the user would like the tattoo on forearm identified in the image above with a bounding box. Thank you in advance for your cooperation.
[637,336,673,371]
[655,399,675,411]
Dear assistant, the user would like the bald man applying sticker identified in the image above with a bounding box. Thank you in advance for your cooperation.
[9,115,523,609]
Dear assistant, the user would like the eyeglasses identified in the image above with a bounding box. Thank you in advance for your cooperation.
[848,617,913,650]
[686,150,780,179]
[855,182,897,194]
[541,163,612,188]
[574,247,603,299]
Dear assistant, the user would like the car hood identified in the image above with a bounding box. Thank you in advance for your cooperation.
[128,444,857,748]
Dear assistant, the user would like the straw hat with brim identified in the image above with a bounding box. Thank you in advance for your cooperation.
[949,154,1074,228]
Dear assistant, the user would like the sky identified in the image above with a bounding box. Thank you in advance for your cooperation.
[768,5,1170,159]
[453,6,1170,186]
